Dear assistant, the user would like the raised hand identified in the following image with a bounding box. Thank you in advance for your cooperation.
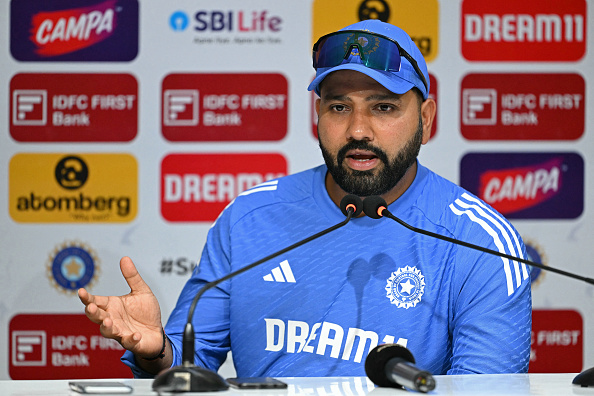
[78,256,165,359]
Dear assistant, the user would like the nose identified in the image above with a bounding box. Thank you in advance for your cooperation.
[346,108,373,142]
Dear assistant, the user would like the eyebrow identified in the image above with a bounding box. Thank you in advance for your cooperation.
[321,92,403,102]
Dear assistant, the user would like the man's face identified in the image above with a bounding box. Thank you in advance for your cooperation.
[316,70,430,198]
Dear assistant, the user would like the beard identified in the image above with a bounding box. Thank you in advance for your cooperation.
[319,116,424,197]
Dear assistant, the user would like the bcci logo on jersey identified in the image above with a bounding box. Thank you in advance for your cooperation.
[386,266,425,309]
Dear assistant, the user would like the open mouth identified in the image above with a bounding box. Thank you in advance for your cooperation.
[344,150,380,170]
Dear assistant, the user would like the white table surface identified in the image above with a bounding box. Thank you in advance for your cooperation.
[0,374,590,395]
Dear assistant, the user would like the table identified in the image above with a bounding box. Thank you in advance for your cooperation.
[0,374,588,395]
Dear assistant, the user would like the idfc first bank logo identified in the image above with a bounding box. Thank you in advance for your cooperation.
[10,314,131,380]
[10,0,139,61]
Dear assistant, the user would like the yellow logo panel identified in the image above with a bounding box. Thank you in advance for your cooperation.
[312,0,439,62]
[9,153,137,223]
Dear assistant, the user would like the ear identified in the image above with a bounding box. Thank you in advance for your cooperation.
[420,98,436,144]
[315,97,321,117]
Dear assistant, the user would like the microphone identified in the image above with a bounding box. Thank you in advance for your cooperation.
[365,344,436,393]
[152,194,363,392]
[362,195,594,285]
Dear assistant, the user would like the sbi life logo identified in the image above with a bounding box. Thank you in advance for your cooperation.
[170,11,189,31]
[169,9,283,32]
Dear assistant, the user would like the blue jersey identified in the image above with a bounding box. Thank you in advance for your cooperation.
[123,162,531,377]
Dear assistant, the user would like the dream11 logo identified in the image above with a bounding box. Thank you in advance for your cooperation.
[161,153,287,222]
[461,0,586,61]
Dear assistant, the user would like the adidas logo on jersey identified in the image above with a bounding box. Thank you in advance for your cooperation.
[263,260,295,283]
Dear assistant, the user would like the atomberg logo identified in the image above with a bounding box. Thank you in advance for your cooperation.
[460,153,583,219]
[461,0,586,61]
[9,153,137,223]
[161,153,287,222]
[10,0,139,61]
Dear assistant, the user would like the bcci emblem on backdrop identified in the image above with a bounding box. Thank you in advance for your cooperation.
[386,266,425,309]
[47,241,99,294]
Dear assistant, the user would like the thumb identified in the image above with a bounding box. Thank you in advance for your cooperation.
[120,256,152,294]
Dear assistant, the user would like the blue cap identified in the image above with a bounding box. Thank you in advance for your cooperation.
[308,19,429,100]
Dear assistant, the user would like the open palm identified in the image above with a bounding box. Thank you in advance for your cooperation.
[78,256,164,357]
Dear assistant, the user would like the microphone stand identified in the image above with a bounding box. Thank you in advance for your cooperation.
[152,195,362,392]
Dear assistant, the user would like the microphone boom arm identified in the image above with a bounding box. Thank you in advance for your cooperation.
[383,210,594,286]
[153,194,363,392]
[182,208,357,364]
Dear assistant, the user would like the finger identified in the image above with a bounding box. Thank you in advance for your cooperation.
[99,317,122,340]
[78,287,110,310]
[120,256,152,295]
[78,288,90,304]
[84,302,109,325]
[102,318,141,349]
[119,332,142,351]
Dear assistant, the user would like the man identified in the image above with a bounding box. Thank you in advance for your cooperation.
[79,19,531,377]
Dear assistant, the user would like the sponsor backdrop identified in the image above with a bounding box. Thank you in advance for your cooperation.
[0,0,592,379]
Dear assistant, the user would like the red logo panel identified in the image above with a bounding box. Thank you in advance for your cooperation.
[162,73,288,141]
[460,73,584,140]
[9,314,132,379]
[161,153,287,222]
[461,0,586,61]
[10,73,138,142]
[530,309,583,373]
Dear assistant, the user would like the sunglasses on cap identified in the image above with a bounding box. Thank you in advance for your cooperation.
[312,30,429,93]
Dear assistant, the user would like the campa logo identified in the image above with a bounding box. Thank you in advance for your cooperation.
[10,0,139,61]
[461,0,586,61]
[460,152,584,219]
[31,0,118,56]
[9,153,137,223]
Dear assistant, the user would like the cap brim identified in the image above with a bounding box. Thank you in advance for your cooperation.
[307,63,416,97]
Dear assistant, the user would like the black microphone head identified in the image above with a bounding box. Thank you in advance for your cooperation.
[365,344,415,388]
[340,194,363,217]
[363,196,388,219]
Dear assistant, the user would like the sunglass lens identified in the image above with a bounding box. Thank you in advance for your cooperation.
[314,32,401,72]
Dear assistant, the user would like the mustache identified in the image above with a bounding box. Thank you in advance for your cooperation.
[336,140,390,166]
